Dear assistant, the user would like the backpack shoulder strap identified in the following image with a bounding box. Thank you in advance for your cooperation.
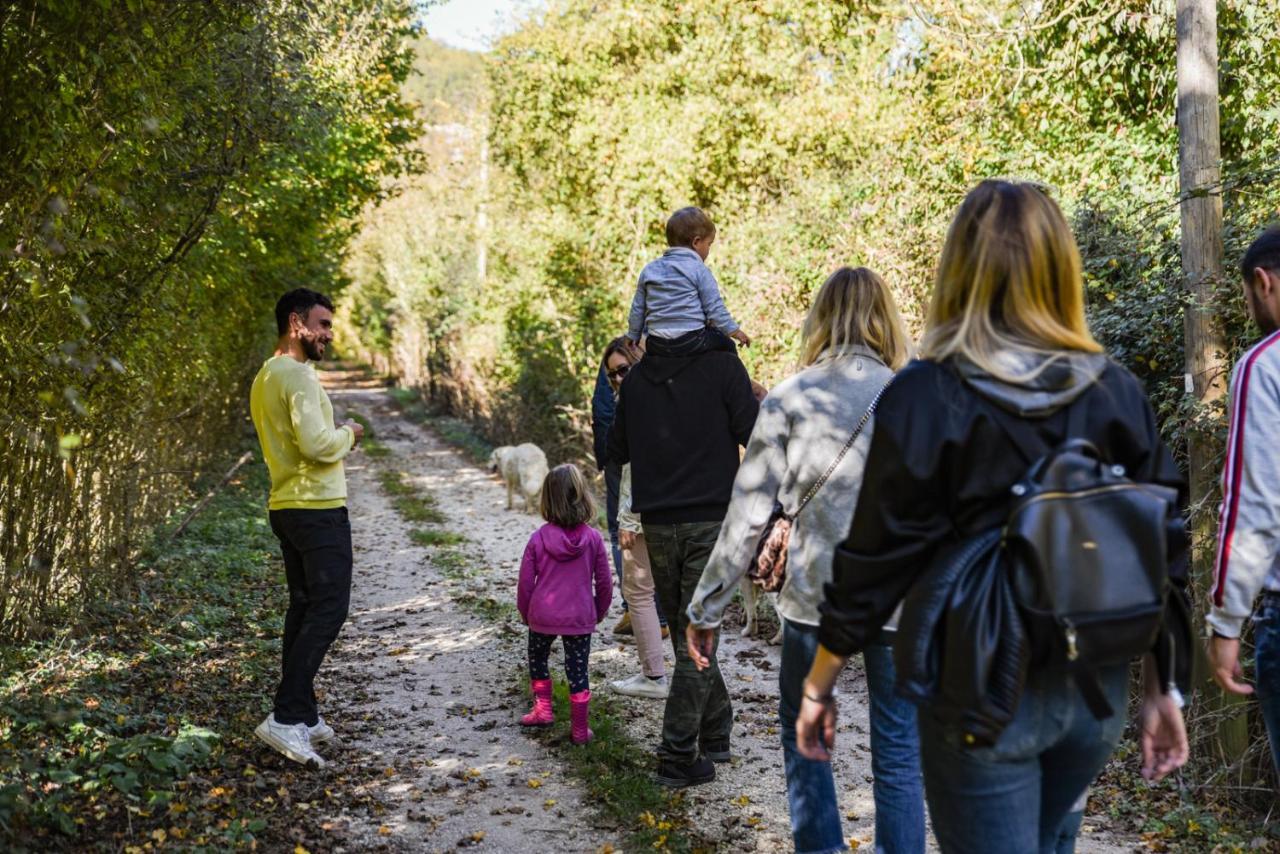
[1064,386,1091,443]
[985,386,1094,467]
[991,411,1047,466]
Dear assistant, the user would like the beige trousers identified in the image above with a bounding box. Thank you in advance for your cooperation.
[621,533,666,678]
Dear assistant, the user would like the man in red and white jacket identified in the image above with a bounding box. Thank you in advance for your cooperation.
[1207,226,1280,775]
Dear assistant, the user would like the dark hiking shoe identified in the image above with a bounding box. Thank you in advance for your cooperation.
[655,754,716,788]
[701,741,732,763]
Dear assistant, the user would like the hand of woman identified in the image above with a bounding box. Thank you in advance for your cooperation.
[795,689,838,762]
[1138,655,1188,781]
[1139,691,1188,782]
[619,529,636,550]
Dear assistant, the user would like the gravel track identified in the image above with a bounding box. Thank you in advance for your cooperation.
[310,369,1135,853]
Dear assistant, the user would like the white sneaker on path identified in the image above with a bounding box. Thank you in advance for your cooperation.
[309,716,335,743]
[610,673,669,699]
[255,714,325,768]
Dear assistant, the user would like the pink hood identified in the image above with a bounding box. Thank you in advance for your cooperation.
[516,523,613,636]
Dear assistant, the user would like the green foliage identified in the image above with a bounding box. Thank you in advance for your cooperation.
[409,528,467,547]
[386,386,497,463]
[0,0,420,639]
[337,1,1280,827]
[341,1,1280,466]
[0,452,374,849]
[345,410,392,458]
[403,36,490,124]
[378,469,446,522]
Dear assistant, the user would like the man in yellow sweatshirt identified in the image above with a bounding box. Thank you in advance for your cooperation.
[250,288,364,768]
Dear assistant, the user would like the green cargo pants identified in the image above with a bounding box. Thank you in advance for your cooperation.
[643,520,733,763]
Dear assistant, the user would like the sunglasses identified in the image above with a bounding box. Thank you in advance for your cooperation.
[608,364,631,381]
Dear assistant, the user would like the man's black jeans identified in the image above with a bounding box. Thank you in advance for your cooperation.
[269,507,352,726]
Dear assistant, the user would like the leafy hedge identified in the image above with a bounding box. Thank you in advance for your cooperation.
[0,451,339,849]
[0,0,418,638]
[342,1,1280,464]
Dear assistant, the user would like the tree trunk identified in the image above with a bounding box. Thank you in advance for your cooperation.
[1176,0,1249,773]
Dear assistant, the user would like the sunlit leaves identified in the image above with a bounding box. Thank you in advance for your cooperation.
[0,0,418,636]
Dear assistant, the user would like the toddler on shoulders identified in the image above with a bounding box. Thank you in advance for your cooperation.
[626,207,751,354]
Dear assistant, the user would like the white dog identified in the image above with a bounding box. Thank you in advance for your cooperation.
[739,578,783,645]
[488,444,549,513]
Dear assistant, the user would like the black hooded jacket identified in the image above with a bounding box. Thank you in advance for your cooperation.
[605,345,758,524]
[818,353,1190,665]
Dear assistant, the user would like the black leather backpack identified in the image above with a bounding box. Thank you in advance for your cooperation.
[896,394,1188,746]
[1001,420,1183,719]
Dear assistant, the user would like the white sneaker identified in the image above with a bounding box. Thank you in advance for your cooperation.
[610,673,669,699]
[309,716,335,743]
[255,714,325,768]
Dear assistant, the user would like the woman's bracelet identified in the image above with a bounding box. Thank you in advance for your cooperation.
[803,689,835,704]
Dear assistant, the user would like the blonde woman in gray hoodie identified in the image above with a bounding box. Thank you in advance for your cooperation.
[686,268,922,854]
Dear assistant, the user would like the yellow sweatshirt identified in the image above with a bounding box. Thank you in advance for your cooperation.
[250,355,355,510]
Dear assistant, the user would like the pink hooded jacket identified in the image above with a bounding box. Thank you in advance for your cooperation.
[516,523,613,636]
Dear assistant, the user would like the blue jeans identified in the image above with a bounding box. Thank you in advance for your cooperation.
[918,664,1128,854]
[779,620,925,854]
[1254,593,1280,775]
[864,642,926,853]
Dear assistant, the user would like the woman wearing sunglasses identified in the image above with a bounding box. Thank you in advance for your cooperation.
[600,337,671,698]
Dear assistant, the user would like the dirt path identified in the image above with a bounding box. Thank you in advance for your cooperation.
[311,373,606,852]
[310,369,1135,853]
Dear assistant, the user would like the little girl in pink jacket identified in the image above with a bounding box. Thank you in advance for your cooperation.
[516,464,613,743]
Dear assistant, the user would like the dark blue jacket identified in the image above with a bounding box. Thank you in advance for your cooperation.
[591,365,615,473]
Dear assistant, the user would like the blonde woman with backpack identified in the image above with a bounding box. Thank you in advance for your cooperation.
[798,181,1191,853]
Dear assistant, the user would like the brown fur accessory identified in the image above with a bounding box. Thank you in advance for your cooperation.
[746,379,891,593]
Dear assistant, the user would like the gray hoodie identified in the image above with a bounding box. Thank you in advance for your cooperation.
[954,349,1106,416]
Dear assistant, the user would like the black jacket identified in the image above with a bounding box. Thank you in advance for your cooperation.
[606,347,758,524]
[818,355,1190,659]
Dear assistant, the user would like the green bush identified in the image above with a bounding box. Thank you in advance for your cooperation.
[0,0,418,638]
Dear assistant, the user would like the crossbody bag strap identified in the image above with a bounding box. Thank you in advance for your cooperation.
[792,378,893,518]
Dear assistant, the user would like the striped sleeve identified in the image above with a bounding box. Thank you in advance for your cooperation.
[1208,331,1280,638]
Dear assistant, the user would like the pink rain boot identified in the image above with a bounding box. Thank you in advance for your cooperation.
[521,679,554,727]
[570,689,593,745]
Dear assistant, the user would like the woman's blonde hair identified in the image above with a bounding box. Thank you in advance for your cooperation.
[919,180,1101,381]
[799,266,911,370]
[539,463,597,528]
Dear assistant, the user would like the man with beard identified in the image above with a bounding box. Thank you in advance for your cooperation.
[250,288,364,768]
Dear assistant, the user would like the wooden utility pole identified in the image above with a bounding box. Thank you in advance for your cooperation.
[1176,0,1247,768]
[477,136,489,283]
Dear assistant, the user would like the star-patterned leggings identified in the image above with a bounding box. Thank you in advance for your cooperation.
[527,631,591,693]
